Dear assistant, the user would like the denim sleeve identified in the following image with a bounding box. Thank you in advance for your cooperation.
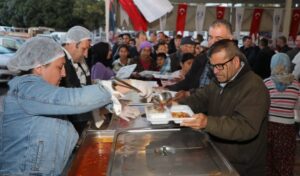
[17,81,112,115]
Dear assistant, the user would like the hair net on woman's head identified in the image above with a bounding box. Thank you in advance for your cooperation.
[65,26,91,43]
[7,37,65,72]
[270,53,291,74]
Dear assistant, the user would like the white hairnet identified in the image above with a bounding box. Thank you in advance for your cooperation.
[65,26,91,43]
[59,34,67,45]
[7,37,65,72]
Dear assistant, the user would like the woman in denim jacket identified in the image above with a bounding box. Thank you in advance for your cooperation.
[0,37,114,175]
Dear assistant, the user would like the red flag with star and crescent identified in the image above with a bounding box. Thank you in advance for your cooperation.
[216,6,225,20]
[289,9,300,41]
[176,3,188,34]
[249,8,264,38]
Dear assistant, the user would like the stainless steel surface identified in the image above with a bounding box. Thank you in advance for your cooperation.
[84,129,115,137]
[107,114,152,130]
[152,92,173,104]
[119,91,151,106]
[152,92,173,110]
[107,128,239,176]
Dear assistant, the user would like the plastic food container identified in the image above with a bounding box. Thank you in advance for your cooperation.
[145,105,195,125]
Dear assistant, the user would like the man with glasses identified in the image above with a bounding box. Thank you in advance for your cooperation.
[167,19,233,97]
[177,39,270,175]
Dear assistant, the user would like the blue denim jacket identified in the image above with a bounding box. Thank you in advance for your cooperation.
[0,75,112,175]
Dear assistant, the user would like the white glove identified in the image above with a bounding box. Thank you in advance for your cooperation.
[119,106,141,121]
[97,80,122,115]
[130,79,153,102]
[98,80,124,98]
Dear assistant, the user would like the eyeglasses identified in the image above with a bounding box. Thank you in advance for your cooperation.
[209,56,235,70]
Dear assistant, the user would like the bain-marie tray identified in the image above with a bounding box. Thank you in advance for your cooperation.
[107,128,239,176]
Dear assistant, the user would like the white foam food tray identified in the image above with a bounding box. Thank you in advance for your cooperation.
[145,105,195,125]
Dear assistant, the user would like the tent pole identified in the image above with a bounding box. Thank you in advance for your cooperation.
[282,0,292,38]
[105,0,110,42]
[230,3,234,25]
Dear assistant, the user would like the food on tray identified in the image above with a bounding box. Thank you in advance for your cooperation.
[171,112,191,118]
[67,137,113,176]
[153,104,166,112]
[148,105,166,113]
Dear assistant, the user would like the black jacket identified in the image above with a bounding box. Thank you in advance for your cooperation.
[278,45,292,53]
[59,54,93,135]
[167,53,209,91]
[240,46,260,68]
[169,51,182,72]
[252,47,275,79]
[60,57,81,87]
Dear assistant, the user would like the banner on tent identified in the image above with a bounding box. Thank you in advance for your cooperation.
[195,5,206,33]
[289,9,300,41]
[272,8,283,46]
[176,3,188,34]
[235,7,244,40]
[249,8,264,38]
[216,6,225,20]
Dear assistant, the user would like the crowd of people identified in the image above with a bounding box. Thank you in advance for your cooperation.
[1,19,300,176]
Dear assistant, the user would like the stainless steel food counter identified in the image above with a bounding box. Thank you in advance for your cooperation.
[65,112,239,176]
[108,128,238,176]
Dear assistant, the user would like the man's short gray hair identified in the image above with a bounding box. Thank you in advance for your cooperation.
[207,39,246,62]
[209,19,233,35]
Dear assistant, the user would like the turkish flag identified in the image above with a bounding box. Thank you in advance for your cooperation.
[176,3,188,34]
[249,8,264,38]
[216,6,225,20]
[289,9,300,41]
[119,0,147,31]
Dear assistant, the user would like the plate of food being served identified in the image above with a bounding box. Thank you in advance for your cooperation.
[169,105,195,123]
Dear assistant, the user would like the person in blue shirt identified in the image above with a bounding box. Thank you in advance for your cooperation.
[0,37,115,175]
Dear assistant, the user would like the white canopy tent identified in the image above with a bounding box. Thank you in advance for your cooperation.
[104,0,299,40]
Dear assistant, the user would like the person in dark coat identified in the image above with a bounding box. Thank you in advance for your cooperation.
[168,34,182,54]
[276,36,292,53]
[112,33,138,60]
[60,26,93,136]
[240,36,260,68]
[111,34,123,59]
[252,38,275,79]
[169,36,195,72]
[166,53,208,91]
[166,19,234,94]
[180,39,270,176]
